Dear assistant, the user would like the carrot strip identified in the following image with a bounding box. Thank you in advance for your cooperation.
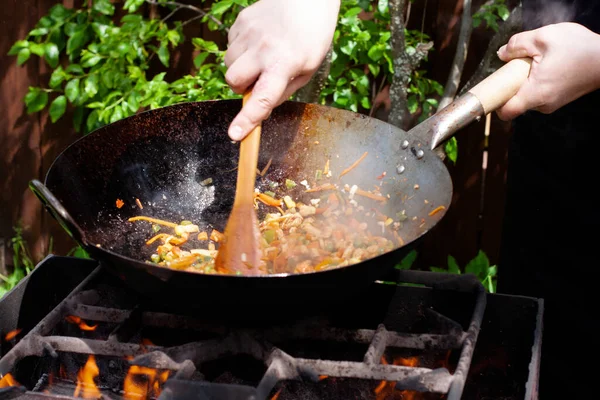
[168,254,201,270]
[129,216,178,228]
[355,188,387,202]
[323,159,330,175]
[210,229,225,242]
[135,198,143,209]
[429,205,446,216]
[339,151,368,178]
[306,183,337,193]
[254,193,283,207]
[146,233,169,245]
[259,157,273,177]
[116,199,124,208]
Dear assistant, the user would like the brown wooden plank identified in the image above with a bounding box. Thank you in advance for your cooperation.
[0,0,45,265]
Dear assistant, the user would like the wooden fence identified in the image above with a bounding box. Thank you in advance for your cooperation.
[0,0,515,273]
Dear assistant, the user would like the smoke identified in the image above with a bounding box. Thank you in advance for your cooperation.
[523,0,579,30]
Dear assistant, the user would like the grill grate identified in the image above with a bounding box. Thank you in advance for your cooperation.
[0,266,486,400]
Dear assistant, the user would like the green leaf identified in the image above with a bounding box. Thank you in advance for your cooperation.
[49,4,70,22]
[344,7,363,18]
[84,75,99,97]
[367,44,385,61]
[127,91,140,112]
[407,95,418,114]
[66,64,84,75]
[396,250,418,270]
[29,28,48,36]
[49,67,65,88]
[498,5,510,20]
[86,109,99,132]
[211,0,234,16]
[17,48,31,66]
[193,52,209,68]
[488,265,498,278]
[93,0,115,15]
[49,95,67,123]
[447,255,461,274]
[368,64,380,77]
[340,38,357,56]
[65,78,80,103]
[109,106,123,123]
[360,96,370,109]
[444,136,458,164]
[66,29,87,56]
[465,250,490,278]
[123,0,145,13]
[29,43,45,57]
[8,40,29,55]
[377,0,389,14]
[157,43,169,67]
[24,88,48,114]
[81,54,102,68]
[44,43,59,68]
[192,38,219,53]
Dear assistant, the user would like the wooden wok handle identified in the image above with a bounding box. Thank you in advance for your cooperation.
[426,57,532,149]
[468,57,532,114]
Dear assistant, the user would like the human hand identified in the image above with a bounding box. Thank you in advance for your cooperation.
[495,22,600,121]
[224,0,341,141]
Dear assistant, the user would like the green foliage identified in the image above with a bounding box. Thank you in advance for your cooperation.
[322,0,442,119]
[8,0,241,134]
[393,249,498,293]
[9,0,442,133]
[429,250,497,293]
[444,136,458,164]
[473,0,510,32]
[0,225,45,298]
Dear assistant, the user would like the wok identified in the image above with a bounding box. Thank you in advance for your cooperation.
[30,59,531,315]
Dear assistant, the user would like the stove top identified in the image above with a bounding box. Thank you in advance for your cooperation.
[0,256,542,400]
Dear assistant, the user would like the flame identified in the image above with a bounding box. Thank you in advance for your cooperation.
[0,373,19,388]
[65,316,97,331]
[375,355,420,400]
[4,329,22,341]
[74,355,101,398]
[270,388,282,400]
[123,365,170,399]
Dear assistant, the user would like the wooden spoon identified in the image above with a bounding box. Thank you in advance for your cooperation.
[214,91,263,275]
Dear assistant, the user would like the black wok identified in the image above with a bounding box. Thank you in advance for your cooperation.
[30,59,531,316]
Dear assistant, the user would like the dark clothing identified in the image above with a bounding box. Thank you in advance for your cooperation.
[498,1,600,398]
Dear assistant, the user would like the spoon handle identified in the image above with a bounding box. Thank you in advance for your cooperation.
[235,91,261,206]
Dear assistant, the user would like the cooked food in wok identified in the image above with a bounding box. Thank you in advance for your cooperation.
[127,153,434,276]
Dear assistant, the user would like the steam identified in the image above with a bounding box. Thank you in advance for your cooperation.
[524,0,578,29]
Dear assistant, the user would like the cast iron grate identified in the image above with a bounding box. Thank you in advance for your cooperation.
[0,268,486,400]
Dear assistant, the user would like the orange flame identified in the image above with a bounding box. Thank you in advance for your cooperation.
[123,365,169,399]
[4,329,22,341]
[375,356,420,400]
[270,388,282,400]
[65,316,97,331]
[74,355,101,398]
[0,373,19,388]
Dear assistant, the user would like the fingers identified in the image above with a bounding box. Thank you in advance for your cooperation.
[228,70,291,141]
[497,30,541,62]
[495,81,540,121]
[225,52,262,94]
[224,39,247,68]
[277,74,312,105]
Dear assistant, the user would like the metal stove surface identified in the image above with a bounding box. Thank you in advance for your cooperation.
[0,256,542,400]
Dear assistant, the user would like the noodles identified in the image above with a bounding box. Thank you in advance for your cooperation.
[129,183,406,275]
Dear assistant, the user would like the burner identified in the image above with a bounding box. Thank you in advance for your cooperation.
[0,256,542,400]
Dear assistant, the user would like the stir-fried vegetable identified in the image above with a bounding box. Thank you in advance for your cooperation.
[127,156,431,276]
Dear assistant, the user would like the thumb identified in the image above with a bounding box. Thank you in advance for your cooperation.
[495,80,540,121]
[497,30,540,62]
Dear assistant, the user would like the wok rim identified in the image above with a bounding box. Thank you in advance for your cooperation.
[43,99,453,280]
